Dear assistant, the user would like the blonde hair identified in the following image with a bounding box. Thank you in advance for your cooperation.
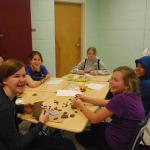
[113,66,140,95]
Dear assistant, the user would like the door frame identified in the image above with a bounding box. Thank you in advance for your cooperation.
[55,0,86,59]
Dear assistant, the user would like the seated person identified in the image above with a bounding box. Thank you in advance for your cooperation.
[26,51,50,88]
[73,66,145,150]
[0,59,76,150]
[70,47,110,75]
[135,56,150,115]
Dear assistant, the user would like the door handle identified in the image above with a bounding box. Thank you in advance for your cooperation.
[75,43,80,48]
[75,37,81,48]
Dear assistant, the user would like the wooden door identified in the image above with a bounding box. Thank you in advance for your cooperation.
[0,0,32,63]
[55,3,81,77]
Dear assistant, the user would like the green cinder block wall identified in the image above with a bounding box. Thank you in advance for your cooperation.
[86,0,150,72]
[31,0,150,75]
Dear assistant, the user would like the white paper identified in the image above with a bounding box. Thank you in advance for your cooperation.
[15,99,24,104]
[56,90,82,96]
[87,83,105,90]
[49,110,59,116]
[47,79,63,85]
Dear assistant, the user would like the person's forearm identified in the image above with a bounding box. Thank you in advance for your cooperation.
[26,75,41,88]
[71,67,78,74]
[77,103,105,124]
[77,103,113,124]
[84,97,109,106]
[96,69,110,75]
[45,73,50,80]
[29,74,49,87]
[78,103,97,123]
[27,80,41,88]
[41,74,50,83]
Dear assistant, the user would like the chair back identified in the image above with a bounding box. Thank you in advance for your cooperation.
[128,113,149,150]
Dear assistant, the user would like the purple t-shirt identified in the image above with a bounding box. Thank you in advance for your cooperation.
[105,93,145,150]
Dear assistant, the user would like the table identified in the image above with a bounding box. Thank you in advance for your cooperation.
[18,76,110,133]
[62,74,111,82]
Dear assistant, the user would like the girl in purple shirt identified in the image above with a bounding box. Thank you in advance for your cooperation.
[73,66,145,150]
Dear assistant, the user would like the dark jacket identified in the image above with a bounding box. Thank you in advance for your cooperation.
[0,88,43,150]
[135,56,150,115]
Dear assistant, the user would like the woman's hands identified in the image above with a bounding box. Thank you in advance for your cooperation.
[24,103,49,124]
[79,70,96,76]
[39,109,49,124]
[40,74,50,85]
[75,94,86,101]
[90,70,96,76]
[73,94,86,109]
[73,97,84,110]
[79,70,85,75]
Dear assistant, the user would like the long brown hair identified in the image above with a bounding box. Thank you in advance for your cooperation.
[28,51,43,62]
[113,66,140,95]
[0,59,24,87]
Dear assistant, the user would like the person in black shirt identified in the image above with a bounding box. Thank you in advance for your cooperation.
[0,59,76,150]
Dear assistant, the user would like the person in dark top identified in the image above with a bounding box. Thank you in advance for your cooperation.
[135,56,150,115]
[73,66,145,150]
[0,59,76,150]
[26,51,50,88]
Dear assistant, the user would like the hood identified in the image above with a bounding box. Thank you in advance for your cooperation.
[135,56,150,79]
